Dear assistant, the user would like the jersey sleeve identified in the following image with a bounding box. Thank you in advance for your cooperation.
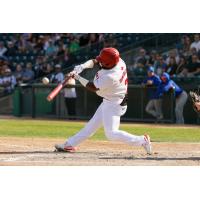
[93,75,115,90]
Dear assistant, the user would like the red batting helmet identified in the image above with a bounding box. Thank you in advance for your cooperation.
[96,47,120,69]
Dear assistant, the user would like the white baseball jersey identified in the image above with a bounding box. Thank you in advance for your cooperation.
[93,58,128,104]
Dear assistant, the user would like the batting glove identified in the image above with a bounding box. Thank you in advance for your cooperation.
[74,65,84,74]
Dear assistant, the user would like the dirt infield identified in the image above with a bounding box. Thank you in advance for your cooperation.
[0,137,200,166]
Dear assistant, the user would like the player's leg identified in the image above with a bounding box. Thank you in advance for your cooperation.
[175,91,188,124]
[55,103,104,151]
[154,99,163,119]
[145,100,157,117]
[102,102,151,153]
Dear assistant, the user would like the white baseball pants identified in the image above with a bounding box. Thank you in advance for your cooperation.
[67,100,146,147]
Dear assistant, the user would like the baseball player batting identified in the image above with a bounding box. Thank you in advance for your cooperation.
[55,47,152,154]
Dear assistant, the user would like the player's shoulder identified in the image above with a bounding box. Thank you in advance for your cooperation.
[118,58,126,66]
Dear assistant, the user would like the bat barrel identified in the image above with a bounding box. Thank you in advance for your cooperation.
[47,84,63,101]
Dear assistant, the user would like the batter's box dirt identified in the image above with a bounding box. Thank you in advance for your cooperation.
[0,137,200,166]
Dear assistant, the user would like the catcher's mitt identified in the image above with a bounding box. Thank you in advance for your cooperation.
[189,91,200,113]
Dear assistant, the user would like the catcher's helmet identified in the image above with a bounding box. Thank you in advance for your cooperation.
[96,47,120,69]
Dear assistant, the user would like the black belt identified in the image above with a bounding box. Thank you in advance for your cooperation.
[120,94,128,106]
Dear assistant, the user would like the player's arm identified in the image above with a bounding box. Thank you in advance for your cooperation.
[73,59,98,74]
[86,82,99,92]
[73,73,99,92]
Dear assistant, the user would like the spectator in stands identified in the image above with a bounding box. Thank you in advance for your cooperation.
[22,62,35,83]
[165,57,178,76]
[79,34,89,47]
[45,40,57,56]
[57,44,66,57]
[98,33,105,43]
[35,35,45,50]
[88,33,99,45]
[187,47,197,63]
[63,77,77,118]
[0,42,7,58]
[135,48,149,67]
[0,68,16,95]
[176,56,188,75]
[185,36,191,50]
[166,49,180,65]
[43,35,51,51]
[17,35,28,53]
[42,64,54,81]
[56,44,67,63]
[180,54,200,77]
[133,48,149,77]
[177,35,191,56]
[154,55,167,76]
[5,41,17,57]
[50,33,61,45]
[34,56,43,77]
[159,72,188,124]
[148,50,158,67]
[190,34,200,52]
[50,64,64,83]
[1,64,9,73]
[103,34,117,47]
[69,38,80,53]
[14,64,24,85]
[143,66,163,120]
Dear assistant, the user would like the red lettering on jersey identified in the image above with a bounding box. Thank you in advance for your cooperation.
[121,66,124,70]
[119,69,127,84]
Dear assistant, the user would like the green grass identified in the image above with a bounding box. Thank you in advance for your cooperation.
[0,119,200,142]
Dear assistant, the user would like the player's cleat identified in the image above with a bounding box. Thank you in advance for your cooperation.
[142,134,152,155]
[55,143,76,152]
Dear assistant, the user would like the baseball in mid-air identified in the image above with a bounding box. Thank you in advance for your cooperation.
[42,77,49,85]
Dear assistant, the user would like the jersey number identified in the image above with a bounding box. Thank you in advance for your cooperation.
[119,69,128,85]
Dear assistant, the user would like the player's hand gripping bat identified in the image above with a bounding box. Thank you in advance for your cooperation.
[46,60,95,102]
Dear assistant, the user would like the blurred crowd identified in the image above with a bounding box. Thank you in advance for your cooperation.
[129,34,200,78]
[1,33,200,97]
[0,33,109,96]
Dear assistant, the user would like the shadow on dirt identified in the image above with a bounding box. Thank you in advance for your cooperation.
[0,151,105,155]
[0,151,56,154]
[99,156,200,161]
